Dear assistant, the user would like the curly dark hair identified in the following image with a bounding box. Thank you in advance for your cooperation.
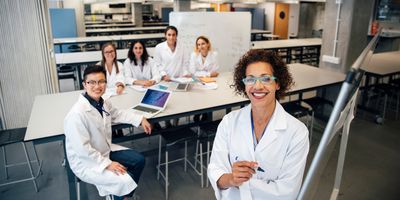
[232,49,293,100]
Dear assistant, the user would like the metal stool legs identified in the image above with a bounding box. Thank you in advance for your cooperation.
[0,142,42,192]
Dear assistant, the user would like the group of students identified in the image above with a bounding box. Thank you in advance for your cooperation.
[64,25,310,200]
[97,26,219,96]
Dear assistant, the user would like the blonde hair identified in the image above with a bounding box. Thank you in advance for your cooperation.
[194,36,212,54]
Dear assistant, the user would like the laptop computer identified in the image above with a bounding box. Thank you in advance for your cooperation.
[174,83,191,92]
[131,88,172,118]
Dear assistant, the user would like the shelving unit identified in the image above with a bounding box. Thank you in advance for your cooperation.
[251,38,322,67]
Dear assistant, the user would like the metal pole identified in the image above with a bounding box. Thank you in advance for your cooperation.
[297,78,353,200]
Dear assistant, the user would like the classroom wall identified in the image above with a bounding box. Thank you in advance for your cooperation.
[63,0,85,37]
[191,2,211,10]
[288,3,300,37]
[153,3,173,20]
[298,2,325,38]
[259,2,276,32]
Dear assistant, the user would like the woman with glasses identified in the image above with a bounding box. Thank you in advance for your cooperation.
[65,65,152,200]
[124,40,161,87]
[98,43,125,95]
[208,50,309,200]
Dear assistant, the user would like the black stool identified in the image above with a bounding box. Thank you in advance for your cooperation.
[0,128,42,191]
[282,101,314,143]
[193,120,221,187]
[156,126,198,200]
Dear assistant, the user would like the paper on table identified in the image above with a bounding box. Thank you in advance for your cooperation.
[171,77,193,83]
[102,88,127,100]
[129,85,147,92]
[192,82,218,90]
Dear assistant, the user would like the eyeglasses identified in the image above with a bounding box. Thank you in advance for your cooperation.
[242,75,277,85]
[86,80,107,86]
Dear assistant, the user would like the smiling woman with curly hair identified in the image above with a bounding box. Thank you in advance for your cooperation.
[232,49,293,100]
[208,49,309,200]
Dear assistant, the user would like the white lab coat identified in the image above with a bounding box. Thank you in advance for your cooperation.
[208,102,309,200]
[189,51,219,77]
[123,57,161,85]
[153,41,189,78]
[64,94,143,197]
[97,61,125,88]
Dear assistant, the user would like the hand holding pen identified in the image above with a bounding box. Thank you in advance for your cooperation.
[230,159,258,186]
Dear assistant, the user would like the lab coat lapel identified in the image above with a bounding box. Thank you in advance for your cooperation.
[237,105,256,161]
[80,95,108,138]
[255,101,287,153]
[237,106,254,200]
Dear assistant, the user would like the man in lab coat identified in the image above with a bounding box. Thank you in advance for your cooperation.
[64,65,152,200]
[208,50,309,200]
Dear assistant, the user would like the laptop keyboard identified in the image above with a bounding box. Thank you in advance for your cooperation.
[133,105,159,113]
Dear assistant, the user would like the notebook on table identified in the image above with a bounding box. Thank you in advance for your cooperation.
[131,88,172,118]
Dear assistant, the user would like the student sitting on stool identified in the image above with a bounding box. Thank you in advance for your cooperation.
[64,65,152,200]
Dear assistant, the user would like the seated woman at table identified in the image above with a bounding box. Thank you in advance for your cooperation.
[154,25,191,81]
[189,36,219,78]
[189,36,220,122]
[208,49,309,200]
[97,43,125,95]
[124,40,161,87]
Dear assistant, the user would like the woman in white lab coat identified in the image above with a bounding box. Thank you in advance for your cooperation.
[189,36,219,77]
[208,49,310,200]
[190,36,220,122]
[98,43,125,95]
[124,40,161,87]
[65,65,152,200]
[154,26,190,81]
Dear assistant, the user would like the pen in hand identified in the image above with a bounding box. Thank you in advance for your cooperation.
[235,156,264,172]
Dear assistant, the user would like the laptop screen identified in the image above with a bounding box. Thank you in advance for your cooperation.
[141,89,170,108]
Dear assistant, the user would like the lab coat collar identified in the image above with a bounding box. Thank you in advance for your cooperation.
[272,101,288,131]
[161,41,180,55]
[246,101,288,154]
[78,94,96,113]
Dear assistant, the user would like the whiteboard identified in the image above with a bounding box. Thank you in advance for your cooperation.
[170,12,251,72]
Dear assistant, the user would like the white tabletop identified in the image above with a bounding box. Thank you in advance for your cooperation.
[55,48,155,65]
[143,22,169,26]
[108,33,164,41]
[85,23,136,29]
[362,51,400,76]
[86,26,166,34]
[85,20,133,25]
[288,63,345,92]
[54,33,164,45]
[25,73,246,141]
[251,29,272,34]
[54,36,113,44]
[25,64,344,141]
[251,38,322,49]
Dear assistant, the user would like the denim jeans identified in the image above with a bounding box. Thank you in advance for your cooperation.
[110,149,145,200]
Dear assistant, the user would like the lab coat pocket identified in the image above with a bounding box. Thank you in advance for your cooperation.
[257,164,281,183]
